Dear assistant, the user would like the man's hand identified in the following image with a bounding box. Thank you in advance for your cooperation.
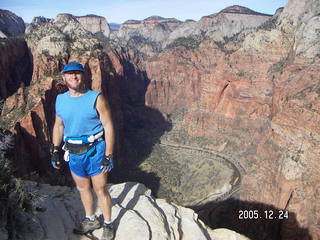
[100,155,114,173]
[51,151,61,169]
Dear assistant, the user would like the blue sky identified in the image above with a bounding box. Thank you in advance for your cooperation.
[1,0,288,24]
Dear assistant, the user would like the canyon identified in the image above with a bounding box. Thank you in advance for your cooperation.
[0,0,320,239]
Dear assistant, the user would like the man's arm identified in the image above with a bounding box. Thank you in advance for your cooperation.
[51,115,64,169]
[96,94,115,157]
[52,115,64,150]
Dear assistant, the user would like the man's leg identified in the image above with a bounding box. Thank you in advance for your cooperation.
[91,172,112,222]
[71,171,94,217]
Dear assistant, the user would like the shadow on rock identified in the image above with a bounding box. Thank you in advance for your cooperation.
[110,183,147,227]
[0,38,32,99]
[193,198,312,240]
[4,47,171,205]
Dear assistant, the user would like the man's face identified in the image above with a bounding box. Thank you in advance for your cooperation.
[62,71,84,90]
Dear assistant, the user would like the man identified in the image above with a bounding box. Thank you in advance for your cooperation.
[51,61,115,240]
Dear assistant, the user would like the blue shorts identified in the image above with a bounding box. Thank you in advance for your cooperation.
[68,140,106,178]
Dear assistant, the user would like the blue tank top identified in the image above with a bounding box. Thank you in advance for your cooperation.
[55,90,104,138]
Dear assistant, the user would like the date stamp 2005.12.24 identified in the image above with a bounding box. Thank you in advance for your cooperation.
[238,209,289,220]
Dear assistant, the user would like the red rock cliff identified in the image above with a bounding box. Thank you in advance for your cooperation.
[137,1,319,238]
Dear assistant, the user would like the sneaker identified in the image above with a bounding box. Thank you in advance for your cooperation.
[73,217,101,234]
[101,223,115,240]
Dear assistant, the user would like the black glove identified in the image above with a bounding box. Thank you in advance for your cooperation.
[51,151,61,168]
[100,155,114,172]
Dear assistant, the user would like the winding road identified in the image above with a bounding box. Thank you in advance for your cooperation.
[159,140,246,204]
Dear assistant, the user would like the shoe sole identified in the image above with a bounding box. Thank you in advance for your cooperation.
[73,225,101,235]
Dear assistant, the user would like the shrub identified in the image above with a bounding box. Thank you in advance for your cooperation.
[0,129,35,238]
[268,55,289,73]
[166,36,202,49]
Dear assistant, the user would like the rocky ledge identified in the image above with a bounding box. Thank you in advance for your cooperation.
[9,181,249,240]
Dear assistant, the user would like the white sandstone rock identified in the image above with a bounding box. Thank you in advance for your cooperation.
[76,15,111,37]
[278,0,320,58]
[13,181,250,240]
[210,228,251,240]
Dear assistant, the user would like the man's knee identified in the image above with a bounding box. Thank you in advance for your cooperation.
[76,184,92,193]
[94,185,108,198]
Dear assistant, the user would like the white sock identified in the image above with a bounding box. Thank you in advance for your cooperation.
[104,220,112,225]
[86,215,96,221]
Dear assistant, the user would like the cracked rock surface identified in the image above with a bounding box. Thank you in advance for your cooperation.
[13,181,249,240]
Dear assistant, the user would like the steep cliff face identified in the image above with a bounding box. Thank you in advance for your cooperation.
[76,14,111,37]
[114,6,272,53]
[0,9,25,38]
[112,1,319,239]
[199,5,271,37]
[129,1,318,239]
[164,5,272,49]
[279,0,320,58]
[115,16,182,46]
[0,39,32,99]
[0,10,31,100]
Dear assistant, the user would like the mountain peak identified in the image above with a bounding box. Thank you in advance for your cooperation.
[219,5,272,16]
[0,9,25,37]
[144,15,165,21]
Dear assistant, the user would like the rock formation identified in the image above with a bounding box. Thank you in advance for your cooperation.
[125,6,272,50]
[76,14,111,37]
[10,181,249,240]
[0,10,31,99]
[0,39,32,99]
[111,1,320,239]
[115,16,182,46]
[0,9,25,38]
[26,13,102,58]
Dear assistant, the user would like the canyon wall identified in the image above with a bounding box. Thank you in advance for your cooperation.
[111,1,320,239]
[0,39,32,99]
[0,9,25,38]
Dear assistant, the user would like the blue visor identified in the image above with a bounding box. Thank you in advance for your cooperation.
[62,61,84,73]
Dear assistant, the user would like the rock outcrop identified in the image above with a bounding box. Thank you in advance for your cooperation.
[76,14,111,37]
[278,0,320,58]
[0,9,25,38]
[26,13,102,59]
[111,5,274,55]
[164,5,272,49]
[13,181,249,240]
[0,39,32,99]
[115,16,182,46]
